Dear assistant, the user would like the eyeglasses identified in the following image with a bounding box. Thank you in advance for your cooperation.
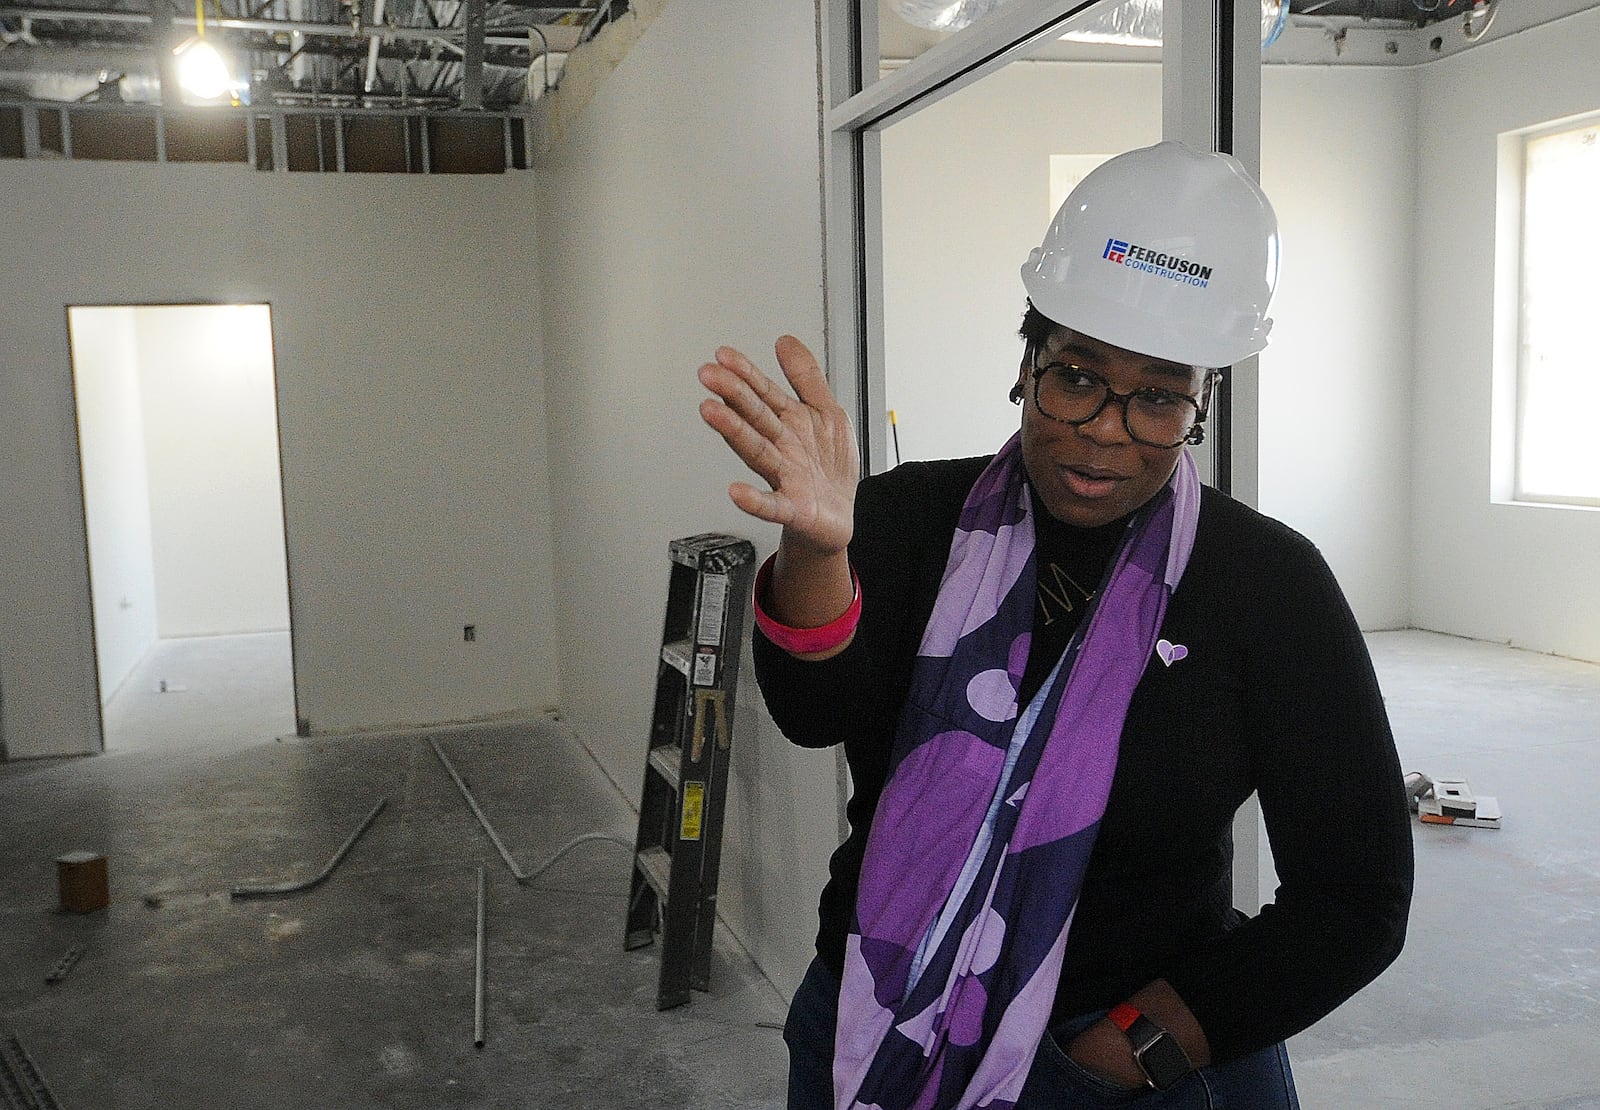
[1028,351,1216,449]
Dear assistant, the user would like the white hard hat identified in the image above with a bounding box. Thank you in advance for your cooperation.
[1020,140,1280,368]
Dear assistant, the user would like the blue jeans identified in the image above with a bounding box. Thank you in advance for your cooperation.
[784,957,1299,1110]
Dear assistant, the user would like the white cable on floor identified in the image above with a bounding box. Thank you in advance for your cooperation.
[523,832,634,884]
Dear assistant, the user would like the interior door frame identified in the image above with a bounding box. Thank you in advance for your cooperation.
[816,0,1268,907]
[64,300,303,751]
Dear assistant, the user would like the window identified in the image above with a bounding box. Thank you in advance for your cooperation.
[1515,117,1600,505]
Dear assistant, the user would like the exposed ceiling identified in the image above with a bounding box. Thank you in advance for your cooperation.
[0,0,625,109]
[0,0,1525,113]
[883,0,1516,65]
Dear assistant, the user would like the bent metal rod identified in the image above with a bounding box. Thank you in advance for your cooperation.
[230,798,389,900]
[429,737,530,883]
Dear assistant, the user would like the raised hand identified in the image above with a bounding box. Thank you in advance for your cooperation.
[697,335,860,559]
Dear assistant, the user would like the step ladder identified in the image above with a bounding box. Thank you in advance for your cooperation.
[625,533,757,1010]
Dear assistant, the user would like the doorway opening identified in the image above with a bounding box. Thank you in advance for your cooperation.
[67,303,298,754]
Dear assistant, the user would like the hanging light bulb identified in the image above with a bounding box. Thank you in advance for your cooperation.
[176,37,230,99]
[173,0,230,101]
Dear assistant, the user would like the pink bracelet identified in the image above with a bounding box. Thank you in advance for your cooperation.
[752,553,862,656]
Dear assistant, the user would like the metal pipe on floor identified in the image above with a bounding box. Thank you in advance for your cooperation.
[523,832,633,884]
[474,865,486,1049]
[429,738,529,883]
[229,798,388,899]
[0,1033,64,1110]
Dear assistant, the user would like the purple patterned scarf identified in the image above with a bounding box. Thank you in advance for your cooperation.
[833,434,1199,1110]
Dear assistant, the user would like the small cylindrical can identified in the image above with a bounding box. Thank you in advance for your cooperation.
[56,851,109,913]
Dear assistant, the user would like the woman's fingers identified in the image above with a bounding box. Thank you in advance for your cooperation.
[698,336,859,555]
[703,339,839,435]
[714,344,798,422]
[698,357,790,445]
[697,395,786,487]
[726,480,793,527]
[772,335,836,413]
[697,365,788,472]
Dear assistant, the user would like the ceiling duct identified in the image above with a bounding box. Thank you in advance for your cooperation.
[887,0,1292,46]
[1059,0,1290,47]
[885,0,1008,33]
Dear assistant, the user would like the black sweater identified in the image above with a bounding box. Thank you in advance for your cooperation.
[753,456,1413,1062]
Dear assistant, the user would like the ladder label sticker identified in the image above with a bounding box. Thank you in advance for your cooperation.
[692,647,718,687]
[692,688,727,761]
[680,782,705,841]
[696,573,730,648]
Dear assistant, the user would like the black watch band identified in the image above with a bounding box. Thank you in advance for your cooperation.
[1107,1003,1193,1091]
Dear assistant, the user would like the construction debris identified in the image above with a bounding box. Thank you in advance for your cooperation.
[430,738,530,883]
[230,798,388,899]
[1412,775,1502,829]
[43,946,84,986]
[0,1032,65,1110]
[474,866,487,1050]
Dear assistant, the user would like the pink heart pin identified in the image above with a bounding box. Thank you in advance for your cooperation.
[1156,639,1189,667]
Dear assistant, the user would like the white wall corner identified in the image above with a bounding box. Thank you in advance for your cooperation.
[532,0,829,995]
[534,0,670,152]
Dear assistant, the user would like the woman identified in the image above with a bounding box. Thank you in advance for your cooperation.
[697,142,1412,1110]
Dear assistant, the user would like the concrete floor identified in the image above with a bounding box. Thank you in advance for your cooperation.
[2,628,1598,1108]
[0,633,789,1109]
[1288,631,1600,1109]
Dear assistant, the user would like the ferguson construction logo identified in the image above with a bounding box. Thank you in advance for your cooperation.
[1103,238,1213,288]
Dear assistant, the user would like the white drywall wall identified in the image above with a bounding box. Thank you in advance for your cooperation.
[134,305,291,638]
[1258,64,1418,630]
[877,59,1417,630]
[534,0,837,997]
[0,162,558,758]
[67,306,160,703]
[1411,6,1600,662]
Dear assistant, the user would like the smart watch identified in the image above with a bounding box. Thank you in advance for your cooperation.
[1107,1003,1193,1091]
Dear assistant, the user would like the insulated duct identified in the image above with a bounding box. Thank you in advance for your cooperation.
[885,0,1006,33]
[887,0,1291,47]
[1059,0,1289,47]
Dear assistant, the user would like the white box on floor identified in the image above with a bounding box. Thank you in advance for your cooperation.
[1419,792,1501,829]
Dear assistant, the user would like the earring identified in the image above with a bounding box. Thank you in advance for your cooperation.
[1008,383,1024,405]
[1183,424,1206,446]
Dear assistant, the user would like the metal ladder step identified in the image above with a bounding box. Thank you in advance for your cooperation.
[635,846,672,901]
[647,745,681,792]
